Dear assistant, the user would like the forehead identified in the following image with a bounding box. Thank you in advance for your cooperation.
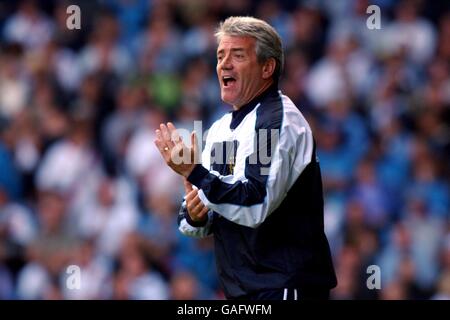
[217,35,256,52]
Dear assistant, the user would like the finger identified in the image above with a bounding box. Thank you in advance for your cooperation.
[190,200,208,219]
[185,189,197,201]
[154,139,163,152]
[167,122,182,145]
[198,206,209,218]
[154,139,169,159]
[188,194,201,210]
[155,130,171,155]
[155,129,169,148]
[191,206,208,221]
[155,129,163,141]
[183,178,193,193]
[192,200,206,215]
[187,197,201,213]
[160,124,175,148]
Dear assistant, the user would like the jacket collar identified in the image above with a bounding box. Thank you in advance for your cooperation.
[230,82,279,130]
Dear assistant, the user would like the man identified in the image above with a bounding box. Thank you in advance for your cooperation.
[154,16,337,300]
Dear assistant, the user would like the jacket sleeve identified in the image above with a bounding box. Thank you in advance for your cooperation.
[177,197,213,238]
[187,108,314,228]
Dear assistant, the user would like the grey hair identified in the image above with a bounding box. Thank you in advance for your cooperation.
[215,16,284,80]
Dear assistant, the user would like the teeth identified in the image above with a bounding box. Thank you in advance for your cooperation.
[222,76,235,86]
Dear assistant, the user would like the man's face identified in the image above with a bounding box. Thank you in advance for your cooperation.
[216,35,267,108]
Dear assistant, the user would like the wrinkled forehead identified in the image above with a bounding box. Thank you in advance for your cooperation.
[217,35,256,53]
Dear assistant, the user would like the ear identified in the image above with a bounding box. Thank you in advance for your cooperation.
[261,58,276,80]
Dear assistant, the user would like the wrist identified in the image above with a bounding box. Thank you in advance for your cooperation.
[185,210,208,227]
[182,164,196,178]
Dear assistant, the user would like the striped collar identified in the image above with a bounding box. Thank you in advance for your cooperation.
[230,82,279,130]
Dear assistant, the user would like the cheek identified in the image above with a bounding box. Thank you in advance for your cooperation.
[242,64,259,83]
[240,71,256,92]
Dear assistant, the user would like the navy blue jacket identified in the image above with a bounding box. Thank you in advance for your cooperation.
[178,84,337,298]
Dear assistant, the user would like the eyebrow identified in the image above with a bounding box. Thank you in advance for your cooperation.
[217,48,246,55]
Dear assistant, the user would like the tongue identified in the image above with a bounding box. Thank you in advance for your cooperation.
[226,79,236,87]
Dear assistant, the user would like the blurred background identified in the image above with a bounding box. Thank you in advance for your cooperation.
[0,0,449,300]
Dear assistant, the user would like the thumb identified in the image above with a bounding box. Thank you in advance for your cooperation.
[183,178,193,193]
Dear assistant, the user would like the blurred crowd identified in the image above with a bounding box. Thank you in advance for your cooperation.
[0,0,449,300]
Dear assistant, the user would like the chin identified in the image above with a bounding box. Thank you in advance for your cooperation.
[221,93,237,106]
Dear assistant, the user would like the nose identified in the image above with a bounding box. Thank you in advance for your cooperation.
[219,54,233,70]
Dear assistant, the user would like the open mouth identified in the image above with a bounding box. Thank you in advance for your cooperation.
[222,76,236,88]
